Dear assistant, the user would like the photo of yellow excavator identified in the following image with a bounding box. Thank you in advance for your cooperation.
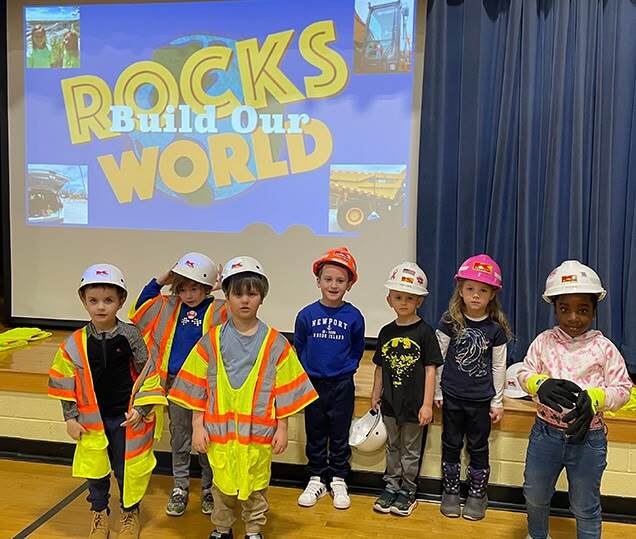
[354,1,413,73]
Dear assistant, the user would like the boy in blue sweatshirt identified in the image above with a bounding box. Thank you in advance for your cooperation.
[294,247,365,510]
[129,252,227,517]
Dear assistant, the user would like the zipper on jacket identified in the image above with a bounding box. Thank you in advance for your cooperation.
[101,332,107,369]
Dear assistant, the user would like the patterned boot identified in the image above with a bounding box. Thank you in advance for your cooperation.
[462,466,489,521]
[440,462,461,518]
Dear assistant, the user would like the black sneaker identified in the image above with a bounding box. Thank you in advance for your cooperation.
[390,490,417,516]
[209,530,233,539]
[373,489,397,513]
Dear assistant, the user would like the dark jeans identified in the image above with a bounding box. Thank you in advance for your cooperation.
[441,393,491,469]
[304,374,355,481]
[86,414,138,512]
[524,419,607,539]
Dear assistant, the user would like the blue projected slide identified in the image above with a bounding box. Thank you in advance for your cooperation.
[24,0,416,236]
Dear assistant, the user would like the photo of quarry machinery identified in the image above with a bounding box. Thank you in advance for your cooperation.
[329,167,406,231]
[354,1,412,73]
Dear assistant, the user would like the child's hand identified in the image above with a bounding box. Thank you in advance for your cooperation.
[272,423,288,454]
[434,399,443,408]
[418,404,433,426]
[489,407,504,424]
[211,264,223,292]
[192,424,210,453]
[120,409,142,429]
[157,271,173,287]
[371,393,382,411]
[66,418,86,440]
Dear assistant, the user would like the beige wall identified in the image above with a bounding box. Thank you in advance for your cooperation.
[2,391,634,497]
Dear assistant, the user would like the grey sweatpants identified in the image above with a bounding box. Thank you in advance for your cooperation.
[383,416,424,495]
[167,375,212,490]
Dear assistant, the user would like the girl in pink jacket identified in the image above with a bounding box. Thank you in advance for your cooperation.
[517,260,631,539]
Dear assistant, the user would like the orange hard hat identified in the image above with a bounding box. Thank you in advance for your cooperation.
[312,247,358,284]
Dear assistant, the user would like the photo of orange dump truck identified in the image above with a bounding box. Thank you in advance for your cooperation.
[329,166,406,232]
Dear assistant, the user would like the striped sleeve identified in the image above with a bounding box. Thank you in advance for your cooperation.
[274,344,318,418]
[131,357,168,408]
[168,336,211,411]
[48,340,77,402]
[128,292,166,338]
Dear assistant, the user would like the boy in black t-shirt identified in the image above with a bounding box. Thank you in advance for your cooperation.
[370,262,442,516]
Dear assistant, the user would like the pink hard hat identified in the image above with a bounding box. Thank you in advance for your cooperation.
[455,254,503,289]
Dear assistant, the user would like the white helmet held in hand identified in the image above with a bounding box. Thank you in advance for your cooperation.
[172,252,217,286]
[349,409,387,453]
[221,256,267,282]
[504,362,529,399]
[79,263,127,293]
[385,262,429,296]
[542,260,606,303]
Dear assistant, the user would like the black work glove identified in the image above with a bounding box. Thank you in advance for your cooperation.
[536,378,581,412]
[563,390,594,444]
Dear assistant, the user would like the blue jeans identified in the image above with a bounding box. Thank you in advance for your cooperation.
[86,415,138,512]
[523,418,607,539]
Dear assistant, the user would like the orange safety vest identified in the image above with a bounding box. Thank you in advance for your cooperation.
[129,293,228,386]
[48,327,167,507]
[169,322,318,499]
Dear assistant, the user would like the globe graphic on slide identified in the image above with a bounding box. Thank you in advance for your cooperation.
[128,34,285,205]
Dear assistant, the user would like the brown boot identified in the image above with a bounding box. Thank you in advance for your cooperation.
[88,509,110,538]
[117,508,140,539]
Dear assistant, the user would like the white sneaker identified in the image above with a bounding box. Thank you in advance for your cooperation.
[298,476,327,507]
[330,477,351,509]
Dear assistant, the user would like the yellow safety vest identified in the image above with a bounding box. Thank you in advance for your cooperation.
[169,322,318,500]
[48,328,167,507]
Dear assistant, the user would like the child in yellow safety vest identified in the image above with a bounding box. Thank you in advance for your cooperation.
[169,256,318,539]
[48,264,167,539]
[128,252,228,517]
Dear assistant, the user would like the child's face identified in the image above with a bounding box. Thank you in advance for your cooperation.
[81,286,124,330]
[459,279,495,317]
[178,281,207,308]
[317,264,351,306]
[554,293,596,338]
[33,29,46,48]
[386,289,423,318]
[226,287,263,322]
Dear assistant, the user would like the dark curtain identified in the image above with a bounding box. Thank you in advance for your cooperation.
[417,0,636,372]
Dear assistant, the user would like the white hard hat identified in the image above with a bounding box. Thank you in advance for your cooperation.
[172,252,217,286]
[385,262,429,296]
[79,263,127,293]
[221,256,267,282]
[504,362,528,399]
[542,260,606,303]
[349,409,387,453]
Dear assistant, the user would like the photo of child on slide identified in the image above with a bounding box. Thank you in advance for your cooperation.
[26,6,80,69]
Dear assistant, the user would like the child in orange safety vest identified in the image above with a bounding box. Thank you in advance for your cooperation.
[128,252,228,516]
[168,256,318,539]
[48,264,167,539]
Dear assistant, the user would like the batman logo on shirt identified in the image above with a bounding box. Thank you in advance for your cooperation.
[381,337,420,388]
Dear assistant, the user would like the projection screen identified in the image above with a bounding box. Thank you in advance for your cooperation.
[5,0,426,336]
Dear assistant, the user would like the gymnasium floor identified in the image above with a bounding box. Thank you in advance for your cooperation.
[2,460,634,539]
